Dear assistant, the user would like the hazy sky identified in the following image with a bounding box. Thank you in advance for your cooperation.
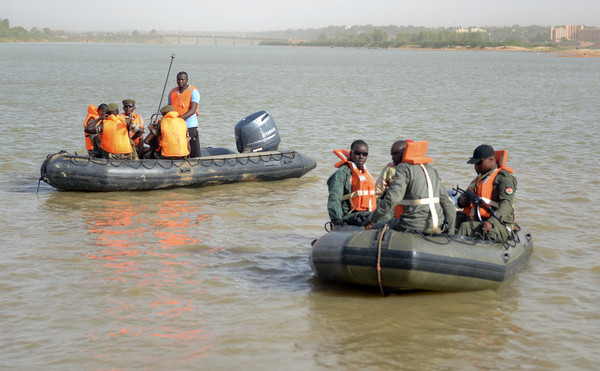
[3,0,599,33]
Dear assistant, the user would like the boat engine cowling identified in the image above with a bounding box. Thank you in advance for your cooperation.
[235,111,281,153]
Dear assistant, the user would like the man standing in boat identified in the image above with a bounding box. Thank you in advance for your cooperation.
[327,140,377,228]
[85,103,143,160]
[364,140,455,235]
[456,144,517,242]
[168,71,201,158]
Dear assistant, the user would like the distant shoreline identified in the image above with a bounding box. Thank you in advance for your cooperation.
[3,40,599,57]
[390,45,600,57]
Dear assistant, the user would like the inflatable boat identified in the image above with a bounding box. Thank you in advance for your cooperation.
[40,111,317,192]
[310,226,533,293]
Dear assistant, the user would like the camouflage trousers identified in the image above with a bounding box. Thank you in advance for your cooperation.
[457,217,511,243]
[92,135,138,160]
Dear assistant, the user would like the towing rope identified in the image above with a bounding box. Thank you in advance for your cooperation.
[377,224,388,297]
[62,151,297,170]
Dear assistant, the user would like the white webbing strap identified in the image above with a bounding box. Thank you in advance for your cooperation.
[399,197,440,206]
[479,196,499,208]
[342,189,375,212]
[391,165,441,233]
[420,164,440,234]
[342,189,372,200]
[394,164,441,233]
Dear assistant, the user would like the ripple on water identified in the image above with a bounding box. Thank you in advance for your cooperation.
[1,44,600,369]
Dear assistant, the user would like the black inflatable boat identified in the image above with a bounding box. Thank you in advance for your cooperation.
[310,226,533,293]
[40,111,317,192]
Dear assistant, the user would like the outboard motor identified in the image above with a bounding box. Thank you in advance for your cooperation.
[235,111,281,153]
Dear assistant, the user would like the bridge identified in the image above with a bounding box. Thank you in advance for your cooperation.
[81,34,307,45]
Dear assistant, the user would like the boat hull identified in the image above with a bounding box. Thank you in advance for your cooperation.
[310,227,533,292]
[40,149,316,191]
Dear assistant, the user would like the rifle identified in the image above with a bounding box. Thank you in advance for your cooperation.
[452,185,499,222]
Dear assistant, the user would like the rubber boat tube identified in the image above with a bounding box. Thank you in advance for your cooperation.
[40,148,316,192]
[310,226,533,292]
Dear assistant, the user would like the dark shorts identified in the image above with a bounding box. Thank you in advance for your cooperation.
[188,127,201,158]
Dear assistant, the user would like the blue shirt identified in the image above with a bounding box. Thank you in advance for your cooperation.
[168,86,200,128]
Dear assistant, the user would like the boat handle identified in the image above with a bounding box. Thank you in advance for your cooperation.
[179,168,191,173]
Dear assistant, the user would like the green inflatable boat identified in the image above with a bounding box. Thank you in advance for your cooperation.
[310,226,533,293]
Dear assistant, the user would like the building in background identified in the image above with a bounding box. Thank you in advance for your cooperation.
[550,25,600,43]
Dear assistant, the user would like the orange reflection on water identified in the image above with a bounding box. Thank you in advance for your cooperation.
[153,230,199,248]
[83,198,210,278]
[151,298,194,317]
[82,196,217,364]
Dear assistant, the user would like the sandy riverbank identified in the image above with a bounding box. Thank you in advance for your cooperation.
[396,46,600,58]
[485,45,600,57]
[390,45,600,57]
[468,45,600,57]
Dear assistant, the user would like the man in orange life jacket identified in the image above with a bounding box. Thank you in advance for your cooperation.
[83,103,107,157]
[146,105,190,159]
[120,99,145,157]
[85,103,143,160]
[327,140,377,227]
[168,71,201,157]
[457,144,517,242]
[364,140,456,235]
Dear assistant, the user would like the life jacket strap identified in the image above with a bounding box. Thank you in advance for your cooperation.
[420,164,440,234]
[398,197,440,206]
[479,196,499,209]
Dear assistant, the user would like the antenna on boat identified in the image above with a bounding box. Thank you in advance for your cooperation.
[156,54,175,114]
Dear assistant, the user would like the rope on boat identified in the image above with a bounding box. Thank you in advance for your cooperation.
[377,224,388,297]
[414,227,523,251]
[62,151,297,170]
[155,159,187,169]
[415,230,454,245]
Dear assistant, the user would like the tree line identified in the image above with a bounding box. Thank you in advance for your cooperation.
[0,19,68,41]
[0,18,569,48]
[263,25,556,48]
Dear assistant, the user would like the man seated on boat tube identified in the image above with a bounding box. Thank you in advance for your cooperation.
[85,103,144,160]
[144,105,190,159]
[327,140,377,228]
[456,144,517,243]
[120,99,145,157]
[373,139,413,223]
[83,103,107,157]
[363,140,456,235]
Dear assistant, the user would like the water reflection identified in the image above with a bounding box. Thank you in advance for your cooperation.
[76,195,218,366]
[305,288,523,369]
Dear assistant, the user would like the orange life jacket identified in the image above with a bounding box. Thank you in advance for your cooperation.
[169,85,199,117]
[99,114,133,155]
[463,150,514,220]
[120,113,145,146]
[157,112,189,157]
[391,141,443,234]
[333,149,377,212]
[84,104,99,151]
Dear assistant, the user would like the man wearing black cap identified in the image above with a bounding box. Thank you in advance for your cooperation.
[457,144,517,242]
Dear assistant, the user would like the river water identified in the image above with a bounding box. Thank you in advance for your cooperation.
[1,43,599,370]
